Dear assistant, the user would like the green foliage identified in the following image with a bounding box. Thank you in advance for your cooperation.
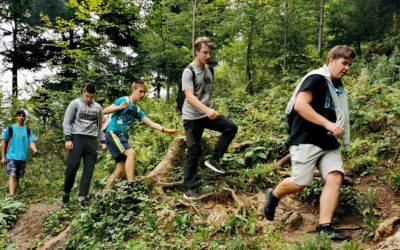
[65,181,153,249]
[0,197,26,230]
[390,170,400,192]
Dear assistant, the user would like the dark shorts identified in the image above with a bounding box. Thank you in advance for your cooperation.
[6,159,27,178]
[105,131,131,163]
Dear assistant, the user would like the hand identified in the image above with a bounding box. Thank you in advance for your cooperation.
[205,108,220,120]
[163,128,180,135]
[65,141,73,150]
[1,158,5,165]
[325,122,344,136]
[119,101,129,110]
[101,143,107,150]
[32,150,38,155]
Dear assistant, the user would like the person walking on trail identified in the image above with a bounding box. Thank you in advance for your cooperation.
[263,45,356,241]
[1,110,38,196]
[103,80,179,188]
[180,36,238,200]
[62,84,106,207]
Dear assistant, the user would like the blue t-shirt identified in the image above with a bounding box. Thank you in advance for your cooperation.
[3,124,36,161]
[106,97,146,138]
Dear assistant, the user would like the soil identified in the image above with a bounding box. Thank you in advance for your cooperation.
[9,203,59,250]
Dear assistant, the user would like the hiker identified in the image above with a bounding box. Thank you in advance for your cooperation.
[1,110,38,196]
[103,80,179,187]
[62,84,106,206]
[180,37,238,199]
[263,45,356,241]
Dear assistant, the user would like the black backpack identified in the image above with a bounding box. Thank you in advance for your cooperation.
[5,126,31,153]
[176,64,214,114]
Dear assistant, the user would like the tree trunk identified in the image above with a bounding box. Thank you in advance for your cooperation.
[283,0,288,71]
[192,0,196,59]
[317,0,325,60]
[12,17,18,98]
[245,14,255,95]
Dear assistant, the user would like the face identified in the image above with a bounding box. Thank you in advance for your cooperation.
[195,44,212,66]
[16,114,26,124]
[82,91,96,104]
[132,85,147,101]
[328,57,353,80]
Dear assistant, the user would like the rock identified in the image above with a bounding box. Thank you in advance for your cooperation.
[374,216,400,241]
[378,230,400,249]
[156,208,176,227]
[284,212,303,231]
[207,205,228,225]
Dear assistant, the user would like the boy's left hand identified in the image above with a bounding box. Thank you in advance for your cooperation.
[164,128,180,135]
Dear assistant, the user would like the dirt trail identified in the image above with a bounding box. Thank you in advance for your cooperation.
[9,203,59,250]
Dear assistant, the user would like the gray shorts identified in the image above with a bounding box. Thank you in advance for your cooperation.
[6,159,26,178]
[290,144,344,186]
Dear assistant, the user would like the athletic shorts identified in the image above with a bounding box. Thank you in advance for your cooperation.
[105,131,130,163]
[290,144,344,186]
[6,159,27,178]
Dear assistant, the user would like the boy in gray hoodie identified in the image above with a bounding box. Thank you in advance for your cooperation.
[62,84,106,206]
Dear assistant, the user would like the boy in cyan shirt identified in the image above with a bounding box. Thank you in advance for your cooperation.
[1,110,38,196]
[103,80,179,187]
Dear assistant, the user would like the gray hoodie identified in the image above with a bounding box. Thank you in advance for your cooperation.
[63,96,105,141]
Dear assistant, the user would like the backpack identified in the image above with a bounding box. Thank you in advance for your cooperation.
[176,64,214,114]
[102,96,140,131]
[5,126,31,153]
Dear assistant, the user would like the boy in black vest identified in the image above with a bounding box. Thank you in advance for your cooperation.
[263,45,356,241]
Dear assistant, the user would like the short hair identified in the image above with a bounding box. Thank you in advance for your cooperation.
[83,84,96,94]
[16,109,26,117]
[327,45,356,64]
[131,80,148,92]
[194,36,214,53]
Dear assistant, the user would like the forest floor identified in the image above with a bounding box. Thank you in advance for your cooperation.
[8,174,400,250]
[7,139,400,249]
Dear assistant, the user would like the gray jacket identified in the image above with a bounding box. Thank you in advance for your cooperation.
[63,97,105,141]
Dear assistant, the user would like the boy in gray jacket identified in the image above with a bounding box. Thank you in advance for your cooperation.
[62,84,106,206]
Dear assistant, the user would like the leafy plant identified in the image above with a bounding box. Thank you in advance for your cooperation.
[0,197,26,230]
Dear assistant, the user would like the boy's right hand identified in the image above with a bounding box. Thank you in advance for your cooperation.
[1,158,5,165]
[65,141,73,150]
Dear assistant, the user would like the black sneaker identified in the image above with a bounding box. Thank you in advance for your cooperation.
[205,159,226,174]
[61,193,69,208]
[263,188,279,221]
[316,224,352,241]
[183,188,200,200]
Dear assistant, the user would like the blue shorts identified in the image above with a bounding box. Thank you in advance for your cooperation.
[6,159,26,178]
[105,131,131,163]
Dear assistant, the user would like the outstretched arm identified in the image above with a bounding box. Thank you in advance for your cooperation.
[141,117,180,135]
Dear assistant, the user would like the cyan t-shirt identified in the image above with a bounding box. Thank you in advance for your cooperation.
[106,97,146,138]
[3,124,36,161]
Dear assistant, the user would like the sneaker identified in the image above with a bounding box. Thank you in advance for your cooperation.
[61,193,69,208]
[205,159,226,174]
[78,196,90,206]
[183,188,200,200]
[316,224,352,241]
[263,188,279,221]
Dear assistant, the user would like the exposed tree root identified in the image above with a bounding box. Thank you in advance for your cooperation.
[37,226,70,250]
[177,199,204,220]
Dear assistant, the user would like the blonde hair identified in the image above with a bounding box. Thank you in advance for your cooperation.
[131,80,148,92]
